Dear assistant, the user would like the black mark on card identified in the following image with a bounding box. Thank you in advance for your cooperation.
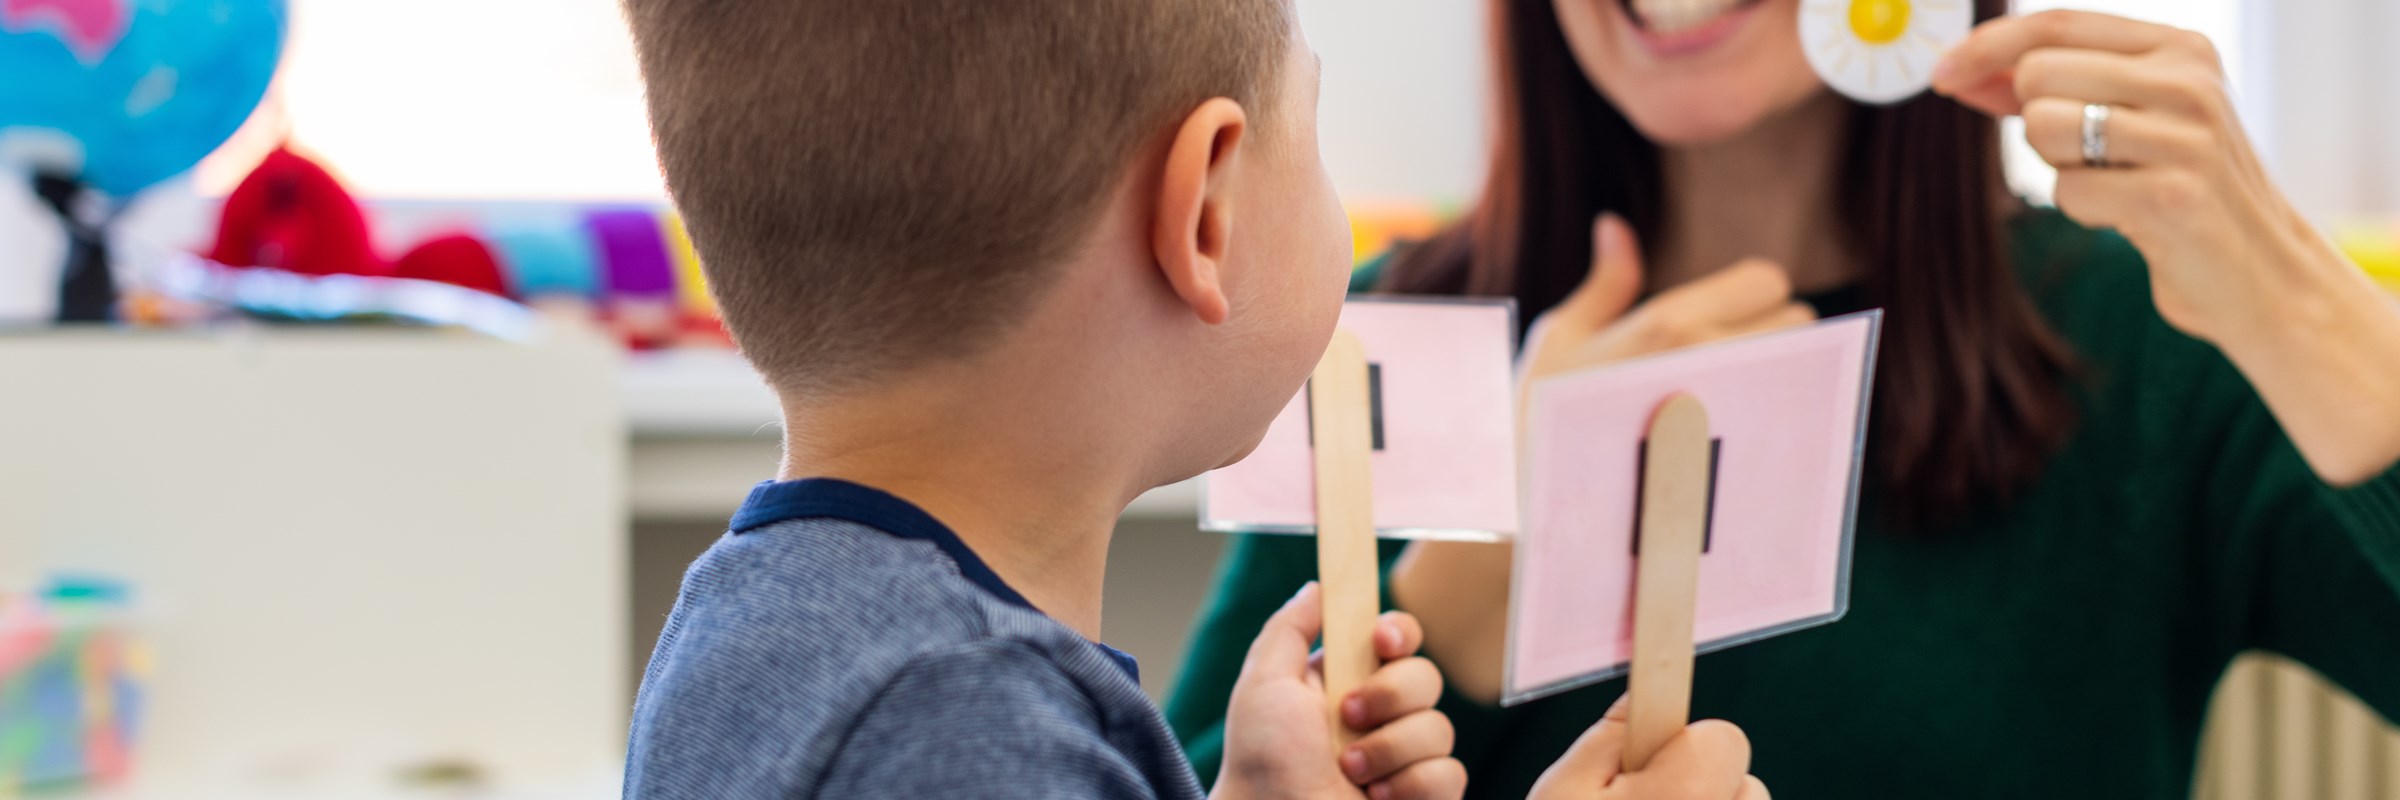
[1629,437,1721,556]
[1305,362,1386,451]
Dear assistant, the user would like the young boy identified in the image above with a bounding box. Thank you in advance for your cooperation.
[618,1,1767,798]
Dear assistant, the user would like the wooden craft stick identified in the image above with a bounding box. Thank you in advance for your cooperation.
[1624,393,1711,773]
[1310,328,1379,752]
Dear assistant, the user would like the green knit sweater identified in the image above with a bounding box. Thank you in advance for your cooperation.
[1162,209,2400,800]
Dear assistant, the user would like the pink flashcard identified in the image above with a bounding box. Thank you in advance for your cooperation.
[1504,312,1882,705]
[1202,298,1520,542]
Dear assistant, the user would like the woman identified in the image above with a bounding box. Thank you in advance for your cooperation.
[1165,1,2400,798]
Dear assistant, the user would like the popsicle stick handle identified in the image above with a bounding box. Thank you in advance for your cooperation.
[1310,328,1380,753]
[1624,393,1710,773]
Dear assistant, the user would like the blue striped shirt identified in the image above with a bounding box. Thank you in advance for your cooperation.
[623,479,1204,799]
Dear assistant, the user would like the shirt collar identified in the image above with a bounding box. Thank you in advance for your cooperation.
[730,478,1139,683]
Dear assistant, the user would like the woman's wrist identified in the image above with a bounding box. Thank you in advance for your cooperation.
[2212,227,2389,358]
[2215,215,2354,337]
[2209,235,2400,486]
[1388,541,1514,703]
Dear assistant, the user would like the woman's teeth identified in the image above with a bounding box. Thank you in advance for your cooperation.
[1629,0,1749,34]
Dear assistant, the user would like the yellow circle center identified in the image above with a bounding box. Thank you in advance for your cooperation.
[1848,0,1912,45]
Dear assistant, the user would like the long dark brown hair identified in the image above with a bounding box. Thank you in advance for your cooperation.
[1384,0,2076,525]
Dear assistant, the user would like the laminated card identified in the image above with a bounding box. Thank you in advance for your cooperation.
[1203,297,1520,542]
[1505,311,1883,705]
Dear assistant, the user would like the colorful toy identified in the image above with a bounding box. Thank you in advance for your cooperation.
[2334,221,2400,296]
[585,207,687,349]
[660,212,716,319]
[389,234,507,298]
[126,143,537,337]
[186,186,1457,348]
[137,250,540,339]
[0,0,283,196]
[1344,201,1446,265]
[487,214,601,301]
[2,0,286,321]
[208,145,385,278]
[0,577,147,792]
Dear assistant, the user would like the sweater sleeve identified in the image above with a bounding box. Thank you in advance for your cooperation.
[2177,323,2400,723]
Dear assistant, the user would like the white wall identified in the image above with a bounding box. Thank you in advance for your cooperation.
[239,0,2334,211]
[15,0,2400,325]
[2250,0,2400,220]
[2002,0,2255,205]
[1298,0,1491,203]
[193,0,1493,205]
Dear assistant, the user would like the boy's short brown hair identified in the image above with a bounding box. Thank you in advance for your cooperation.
[623,1,1292,392]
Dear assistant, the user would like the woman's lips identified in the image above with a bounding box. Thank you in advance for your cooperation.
[1622,0,1762,57]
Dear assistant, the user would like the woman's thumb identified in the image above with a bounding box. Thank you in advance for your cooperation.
[1560,213,1646,327]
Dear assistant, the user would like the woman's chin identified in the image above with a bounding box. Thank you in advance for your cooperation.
[1620,104,1776,146]
[1615,80,1832,146]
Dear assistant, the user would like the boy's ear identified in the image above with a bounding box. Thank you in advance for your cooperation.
[1150,98,1248,326]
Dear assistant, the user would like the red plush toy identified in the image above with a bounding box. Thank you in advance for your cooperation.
[207,145,512,297]
[208,145,383,277]
[389,234,508,297]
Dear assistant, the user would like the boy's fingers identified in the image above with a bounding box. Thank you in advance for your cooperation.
[1536,694,1632,790]
[1374,610,1425,660]
[1244,582,1323,678]
[1629,719,1753,799]
[1342,709,1458,785]
[1737,775,1773,800]
[1367,756,1468,800]
[1343,656,1443,729]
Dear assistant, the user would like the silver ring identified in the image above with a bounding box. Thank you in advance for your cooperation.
[2081,103,2112,167]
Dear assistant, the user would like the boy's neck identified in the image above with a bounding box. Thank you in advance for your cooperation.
[774,359,1147,642]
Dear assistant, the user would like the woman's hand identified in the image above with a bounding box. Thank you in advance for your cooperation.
[1521,214,1815,387]
[1934,10,2400,486]
[1931,10,2318,343]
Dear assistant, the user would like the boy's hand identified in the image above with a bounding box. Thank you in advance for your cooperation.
[1530,695,1769,800]
[1215,583,1465,800]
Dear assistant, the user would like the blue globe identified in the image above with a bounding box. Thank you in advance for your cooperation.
[1,0,285,197]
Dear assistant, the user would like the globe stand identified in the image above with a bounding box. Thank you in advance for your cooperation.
[32,171,117,323]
